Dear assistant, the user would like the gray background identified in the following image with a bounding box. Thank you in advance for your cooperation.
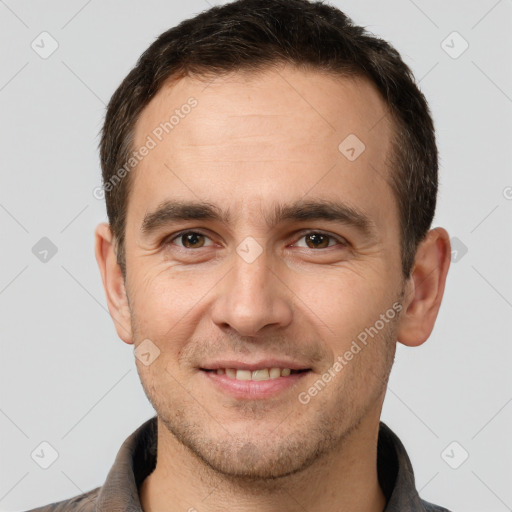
[1,1,511,511]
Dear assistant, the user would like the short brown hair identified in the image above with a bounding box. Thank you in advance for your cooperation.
[100,0,438,280]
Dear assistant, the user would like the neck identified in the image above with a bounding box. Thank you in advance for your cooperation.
[140,410,387,512]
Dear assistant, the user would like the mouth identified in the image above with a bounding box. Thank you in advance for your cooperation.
[199,367,312,400]
[200,367,311,381]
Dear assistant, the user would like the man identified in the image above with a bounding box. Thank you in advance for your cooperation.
[27,0,452,510]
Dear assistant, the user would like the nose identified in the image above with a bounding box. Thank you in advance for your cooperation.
[210,249,294,337]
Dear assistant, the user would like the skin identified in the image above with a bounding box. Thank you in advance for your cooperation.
[95,63,451,512]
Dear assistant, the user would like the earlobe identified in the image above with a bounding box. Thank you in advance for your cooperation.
[396,227,451,347]
[94,222,134,344]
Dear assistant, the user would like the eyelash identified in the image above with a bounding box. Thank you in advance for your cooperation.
[164,230,349,250]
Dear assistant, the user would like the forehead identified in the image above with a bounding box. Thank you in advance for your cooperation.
[134,65,391,156]
[128,64,397,237]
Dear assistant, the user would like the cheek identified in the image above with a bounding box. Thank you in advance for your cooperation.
[128,266,216,342]
[294,268,394,338]
[291,274,399,386]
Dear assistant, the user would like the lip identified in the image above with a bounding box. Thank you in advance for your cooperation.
[199,359,312,371]
[201,369,311,400]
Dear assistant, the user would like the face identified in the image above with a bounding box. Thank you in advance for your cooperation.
[121,64,406,480]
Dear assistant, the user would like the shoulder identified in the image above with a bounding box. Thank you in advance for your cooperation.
[22,486,100,512]
[421,497,453,512]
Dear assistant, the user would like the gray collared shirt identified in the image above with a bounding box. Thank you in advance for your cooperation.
[25,416,452,511]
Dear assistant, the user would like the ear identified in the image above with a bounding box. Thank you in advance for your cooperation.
[397,227,451,347]
[94,222,134,345]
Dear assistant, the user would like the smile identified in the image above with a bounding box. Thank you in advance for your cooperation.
[202,367,309,381]
[200,368,311,399]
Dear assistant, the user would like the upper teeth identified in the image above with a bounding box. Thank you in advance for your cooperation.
[216,368,292,380]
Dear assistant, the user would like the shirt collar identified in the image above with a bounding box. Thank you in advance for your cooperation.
[96,416,429,511]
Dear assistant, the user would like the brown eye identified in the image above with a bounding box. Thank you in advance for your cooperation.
[305,233,330,249]
[168,231,213,249]
[294,231,346,249]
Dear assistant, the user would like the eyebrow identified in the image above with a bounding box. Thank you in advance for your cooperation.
[140,198,378,241]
